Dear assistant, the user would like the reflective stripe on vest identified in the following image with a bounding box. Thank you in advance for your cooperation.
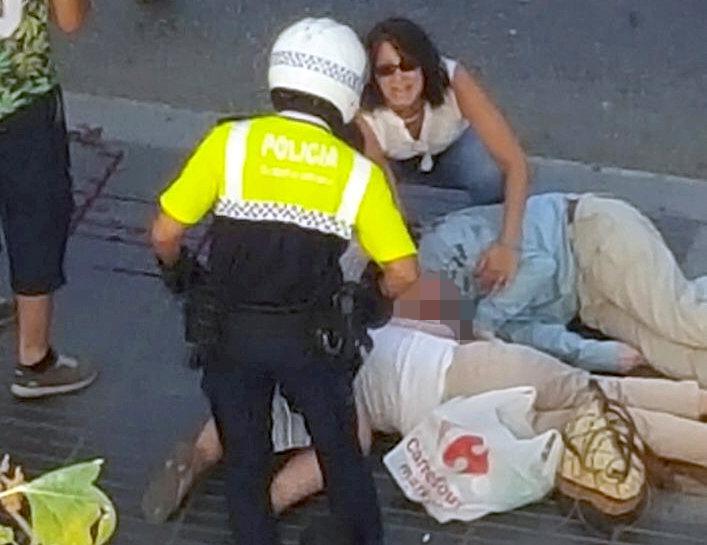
[223,119,251,201]
[337,154,371,227]
[214,118,372,240]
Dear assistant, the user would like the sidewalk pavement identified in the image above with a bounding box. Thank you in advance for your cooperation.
[0,94,706,545]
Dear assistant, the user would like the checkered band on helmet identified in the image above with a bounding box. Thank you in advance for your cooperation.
[214,198,353,240]
[270,50,364,94]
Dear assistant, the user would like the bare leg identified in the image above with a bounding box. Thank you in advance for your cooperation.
[16,294,52,365]
[270,448,323,514]
[271,399,373,514]
[192,417,223,474]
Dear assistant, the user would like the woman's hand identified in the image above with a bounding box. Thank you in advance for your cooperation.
[474,242,519,293]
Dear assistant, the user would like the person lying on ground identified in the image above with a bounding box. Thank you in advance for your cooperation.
[142,314,707,523]
[418,192,707,384]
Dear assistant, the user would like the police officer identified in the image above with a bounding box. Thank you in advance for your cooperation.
[150,18,418,545]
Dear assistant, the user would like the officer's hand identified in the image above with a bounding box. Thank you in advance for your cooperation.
[157,246,202,295]
[358,264,393,328]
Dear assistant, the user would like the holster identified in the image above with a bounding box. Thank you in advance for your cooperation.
[157,246,204,295]
[184,271,224,369]
[311,272,392,375]
[357,262,394,329]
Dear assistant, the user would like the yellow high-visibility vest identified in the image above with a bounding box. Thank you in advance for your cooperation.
[160,114,416,264]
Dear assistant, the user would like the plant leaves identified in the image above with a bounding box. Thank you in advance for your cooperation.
[10,459,116,545]
[0,466,25,515]
[0,525,14,545]
[92,488,117,545]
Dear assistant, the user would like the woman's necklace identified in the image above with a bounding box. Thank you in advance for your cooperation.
[399,108,423,125]
[397,104,424,125]
[395,102,425,139]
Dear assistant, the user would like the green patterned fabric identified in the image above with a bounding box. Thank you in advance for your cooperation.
[0,0,56,119]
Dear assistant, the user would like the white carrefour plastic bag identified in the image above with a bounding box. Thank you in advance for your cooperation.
[383,386,563,523]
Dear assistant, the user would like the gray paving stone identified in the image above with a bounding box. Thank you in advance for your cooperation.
[683,226,707,280]
[99,141,187,201]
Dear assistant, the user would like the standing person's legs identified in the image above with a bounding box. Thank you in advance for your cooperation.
[572,195,707,348]
[203,372,277,544]
[201,317,279,545]
[279,356,382,545]
[16,295,53,365]
[0,87,96,398]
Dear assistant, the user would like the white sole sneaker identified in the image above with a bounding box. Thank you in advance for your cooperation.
[11,371,98,399]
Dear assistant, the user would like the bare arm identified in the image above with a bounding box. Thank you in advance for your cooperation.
[380,255,419,299]
[451,64,529,249]
[150,211,188,266]
[50,0,91,33]
[355,114,405,210]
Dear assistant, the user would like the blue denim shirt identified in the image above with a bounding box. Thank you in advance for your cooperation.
[419,193,623,372]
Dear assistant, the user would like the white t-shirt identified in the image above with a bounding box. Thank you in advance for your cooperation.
[360,58,468,171]
[354,324,456,435]
[272,323,457,451]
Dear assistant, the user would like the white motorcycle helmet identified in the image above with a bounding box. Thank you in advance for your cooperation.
[268,18,368,124]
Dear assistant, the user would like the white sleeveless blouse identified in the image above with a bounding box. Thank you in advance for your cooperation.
[360,58,468,171]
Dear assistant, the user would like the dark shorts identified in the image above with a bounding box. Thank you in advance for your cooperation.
[0,87,74,295]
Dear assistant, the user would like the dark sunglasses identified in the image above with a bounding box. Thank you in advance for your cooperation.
[374,57,420,78]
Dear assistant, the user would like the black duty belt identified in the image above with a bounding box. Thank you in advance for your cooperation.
[567,198,579,225]
[231,300,320,315]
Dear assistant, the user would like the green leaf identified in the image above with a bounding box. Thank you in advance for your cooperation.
[7,459,117,545]
[0,525,14,545]
[92,489,117,545]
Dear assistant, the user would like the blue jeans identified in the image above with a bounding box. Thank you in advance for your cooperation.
[393,128,503,225]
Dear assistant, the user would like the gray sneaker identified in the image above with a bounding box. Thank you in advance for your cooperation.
[11,352,98,399]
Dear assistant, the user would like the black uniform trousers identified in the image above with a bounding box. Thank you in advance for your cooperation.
[201,310,383,545]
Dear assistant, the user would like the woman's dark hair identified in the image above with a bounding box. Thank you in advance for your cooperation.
[362,17,450,110]
[270,88,365,152]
